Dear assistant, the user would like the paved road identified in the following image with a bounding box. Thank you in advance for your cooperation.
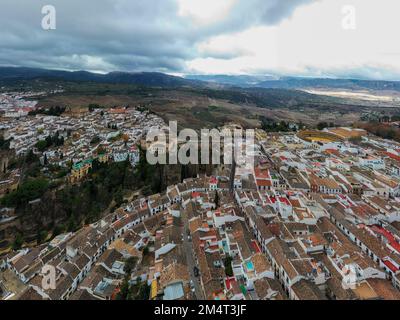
[182,209,204,300]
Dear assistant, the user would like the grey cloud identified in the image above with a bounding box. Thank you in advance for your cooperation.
[0,0,315,73]
[209,0,314,30]
[258,0,315,24]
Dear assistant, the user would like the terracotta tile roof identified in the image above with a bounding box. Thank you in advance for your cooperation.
[251,253,272,274]
[291,279,327,300]
[159,262,190,289]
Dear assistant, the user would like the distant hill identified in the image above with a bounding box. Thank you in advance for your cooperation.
[3,67,400,92]
[186,74,400,91]
[185,74,278,87]
[0,67,203,88]
[258,77,400,91]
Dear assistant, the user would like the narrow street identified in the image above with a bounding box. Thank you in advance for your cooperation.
[181,208,204,300]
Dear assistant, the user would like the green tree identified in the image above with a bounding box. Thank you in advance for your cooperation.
[25,150,39,164]
[317,122,329,130]
[35,140,48,152]
[0,136,10,150]
[142,246,149,256]
[116,277,130,300]
[37,230,48,244]
[124,257,138,275]
[214,191,220,208]
[114,188,124,206]
[1,178,49,207]
[90,136,101,145]
[136,281,150,300]
[12,233,24,250]
[224,256,233,277]
[88,103,101,112]
[67,216,78,232]
[53,224,66,236]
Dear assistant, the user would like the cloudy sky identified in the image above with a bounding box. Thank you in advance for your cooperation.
[1,0,400,79]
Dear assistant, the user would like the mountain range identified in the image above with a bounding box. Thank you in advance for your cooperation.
[186,74,400,91]
[0,67,201,88]
[1,67,400,92]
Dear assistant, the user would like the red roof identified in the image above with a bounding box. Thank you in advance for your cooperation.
[268,223,280,236]
[109,107,126,113]
[208,244,219,250]
[201,229,218,239]
[279,197,290,206]
[254,167,270,179]
[384,151,400,163]
[383,260,399,273]
[111,287,120,300]
[289,198,301,207]
[256,179,272,187]
[225,277,236,290]
[251,240,261,253]
[192,191,201,198]
[370,225,400,254]
[325,149,340,156]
